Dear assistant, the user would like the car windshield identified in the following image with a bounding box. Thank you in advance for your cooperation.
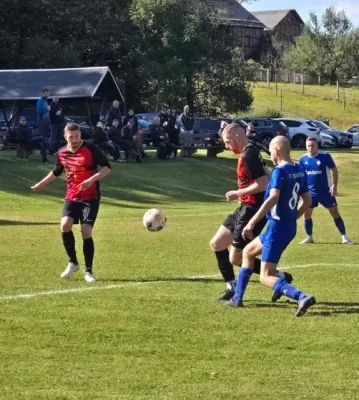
[312,121,329,130]
[138,119,150,127]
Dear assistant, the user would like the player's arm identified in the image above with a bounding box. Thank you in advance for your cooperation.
[297,192,311,219]
[31,157,64,192]
[330,167,338,196]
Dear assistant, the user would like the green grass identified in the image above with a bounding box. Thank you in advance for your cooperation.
[250,81,359,130]
[1,149,359,399]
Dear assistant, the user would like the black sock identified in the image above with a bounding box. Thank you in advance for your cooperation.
[253,258,261,275]
[62,231,78,265]
[83,237,95,273]
[215,249,235,282]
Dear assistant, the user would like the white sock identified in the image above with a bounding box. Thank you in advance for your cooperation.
[226,280,236,290]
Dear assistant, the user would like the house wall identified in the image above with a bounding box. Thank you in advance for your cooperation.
[273,12,303,43]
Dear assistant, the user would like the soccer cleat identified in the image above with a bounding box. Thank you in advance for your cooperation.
[61,262,80,278]
[283,272,293,284]
[225,298,244,307]
[217,289,234,301]
[84,272,96,283]
[299,236,314,244]
[295,296,316,317]
[342,236,354,245]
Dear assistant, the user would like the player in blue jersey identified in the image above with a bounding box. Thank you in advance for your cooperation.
[226,136,316,317]
[299,137,353,245]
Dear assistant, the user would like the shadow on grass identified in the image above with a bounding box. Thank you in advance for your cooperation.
[0,219,58,226]
[98,276,224,284]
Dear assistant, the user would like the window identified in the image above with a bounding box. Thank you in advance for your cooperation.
[281,120,301,128]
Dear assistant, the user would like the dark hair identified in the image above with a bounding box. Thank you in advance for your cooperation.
[306,137,318,142]
[65,122,81,132]
[42,89,49,93]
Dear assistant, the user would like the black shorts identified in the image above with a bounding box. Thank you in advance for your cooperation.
[62,200,100,227]
[222,203,267,249]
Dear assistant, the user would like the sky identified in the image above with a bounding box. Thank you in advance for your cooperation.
[246,0,359,26]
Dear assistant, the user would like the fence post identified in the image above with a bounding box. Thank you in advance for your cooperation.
[280,89,283,113]
[267,68,270,88]
[318,74,321,85]
[301,73,304,94]
[337,80,340,101]
[293,70,296,84]
[343,87,346,110]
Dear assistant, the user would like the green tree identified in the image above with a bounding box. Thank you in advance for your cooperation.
[284,7,353,81]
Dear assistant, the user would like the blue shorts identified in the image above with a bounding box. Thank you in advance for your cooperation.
[259,219,297,264]
[310,192,337,209]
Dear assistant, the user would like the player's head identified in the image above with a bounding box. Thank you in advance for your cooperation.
[306,137,318,156]
[269,136,291,165]
[19,116,27,126]
[222,123,247,154]
[128,109,134,116]
[112,119,119,128]
[42,89,49,98]
[154,116,161,126]
[112,100,120,108]
[64,123,82,151]
[53,96,59,103]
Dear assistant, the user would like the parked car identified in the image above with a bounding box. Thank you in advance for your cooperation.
[241,117,288,146]
[135,113,158,125]
[274,118,322,148]
[345,125,359,146]
[311,120,353,148]
[320,132,336,147]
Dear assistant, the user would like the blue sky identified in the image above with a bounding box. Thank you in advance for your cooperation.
[246,0,359,26]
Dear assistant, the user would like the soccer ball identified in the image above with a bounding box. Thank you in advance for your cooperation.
[143,208,167,232]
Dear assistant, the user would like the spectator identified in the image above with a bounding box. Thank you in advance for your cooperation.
[180,105,194,134]
[107,100,122,127]
[36,89,50,138]
[121,119,142,163]
[93,121,123,163]
[49,95,65,154]
[149,117,176,159]
[16,116,48,163]
[168,109,180,158]
[158,105,170,127]
[122,109,139,133]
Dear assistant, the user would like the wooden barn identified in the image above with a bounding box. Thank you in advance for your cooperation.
[251,9,304,43]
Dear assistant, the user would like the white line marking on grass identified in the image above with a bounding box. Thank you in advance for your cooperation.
[0,265,357,302]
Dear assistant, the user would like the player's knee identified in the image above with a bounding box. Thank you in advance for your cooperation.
[81,224,93,239]
[61,221,72,232]
[229,249,242,266]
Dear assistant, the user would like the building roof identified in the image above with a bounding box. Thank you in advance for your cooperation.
[251,9,304,30]
[0,67,124,101]
[216,0,266,29]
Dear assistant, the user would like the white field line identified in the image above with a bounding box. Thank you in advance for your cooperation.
[0,264,356,302]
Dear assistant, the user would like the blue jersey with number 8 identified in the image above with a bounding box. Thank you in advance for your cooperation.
[265,163,308,221]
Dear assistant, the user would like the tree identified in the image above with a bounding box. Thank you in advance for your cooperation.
[284,7,353,81]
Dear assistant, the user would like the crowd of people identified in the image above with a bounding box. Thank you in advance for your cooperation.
[15,89,196,163]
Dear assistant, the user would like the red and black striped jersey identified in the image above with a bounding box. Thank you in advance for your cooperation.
[53,141,111,201]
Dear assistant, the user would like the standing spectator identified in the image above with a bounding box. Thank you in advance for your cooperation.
[180,105,194,134]
[16,116,48,163]
[158,105,170,126]
[36,89,50,138]
[49,96,65,154]
[121,119,142,163]
[168,109,180,158]
[150,117,176,159]
[93,121,123,163]
[107,100,122,127]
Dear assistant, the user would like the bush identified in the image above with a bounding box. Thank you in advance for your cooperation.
[262,109,283,118]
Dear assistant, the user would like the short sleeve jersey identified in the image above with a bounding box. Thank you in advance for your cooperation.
[237,144,266,206]
[265,163,308,221]
[52,141,111,201]
[299,151,336,197]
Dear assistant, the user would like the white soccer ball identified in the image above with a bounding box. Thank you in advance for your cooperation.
[143,208,167,232]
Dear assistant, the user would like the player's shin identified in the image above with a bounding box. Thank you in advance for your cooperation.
[232,267,253,302]
[304,218,313,236]
[215,249,235,287]
[272,278,306,301]
[62,231,78,265]
[83,237,95,273]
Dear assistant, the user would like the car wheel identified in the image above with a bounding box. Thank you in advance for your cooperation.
[291,135,307,148]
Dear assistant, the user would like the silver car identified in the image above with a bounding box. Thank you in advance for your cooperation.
[312,120,353,148]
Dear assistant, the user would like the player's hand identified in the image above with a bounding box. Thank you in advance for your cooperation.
[220,121,228,129]
[225,190,240,201]
[330,185,337,197]
[242,221,255,241]
[77,178,93,191]
[31,182,44,192]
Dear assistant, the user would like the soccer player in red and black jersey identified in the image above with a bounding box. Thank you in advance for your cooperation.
[31,123,111,283]
[210,123,293,301]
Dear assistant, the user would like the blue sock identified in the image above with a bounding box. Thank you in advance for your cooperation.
[273,278,306,301]
[304,218,313,236]
[276,270,285,279]
[334,217,346,235]
[232,267,253,302]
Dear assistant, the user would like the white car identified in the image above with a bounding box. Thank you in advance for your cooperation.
[274,118,322,148]
[346,125,359,145]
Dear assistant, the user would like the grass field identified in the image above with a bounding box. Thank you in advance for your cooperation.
[251,81,359,130]
[1,149,359,400]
